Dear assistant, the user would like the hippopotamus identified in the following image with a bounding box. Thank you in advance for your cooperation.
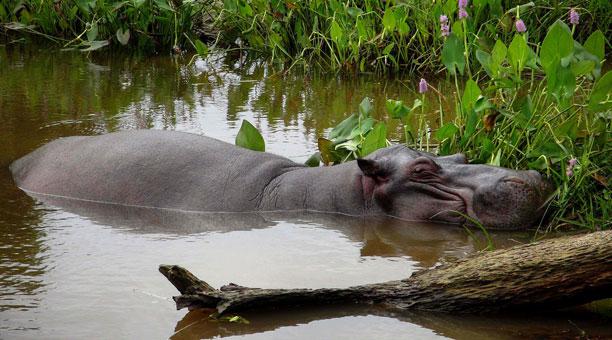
[10,130,552,229]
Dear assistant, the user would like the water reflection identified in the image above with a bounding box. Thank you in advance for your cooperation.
[0,168,47,313]
[171,306,612,339]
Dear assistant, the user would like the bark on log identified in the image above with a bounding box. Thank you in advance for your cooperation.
[160,230,612,314]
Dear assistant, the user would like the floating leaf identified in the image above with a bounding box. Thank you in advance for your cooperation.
[235,120,265,152]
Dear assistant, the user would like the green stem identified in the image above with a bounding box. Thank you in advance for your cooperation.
[462,20,472,78]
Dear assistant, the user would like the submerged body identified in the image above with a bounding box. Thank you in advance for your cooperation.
[10,130,551,229]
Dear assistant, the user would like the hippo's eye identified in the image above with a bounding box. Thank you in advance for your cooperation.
[408,157,440,179]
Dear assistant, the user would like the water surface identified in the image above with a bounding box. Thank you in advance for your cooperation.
[1,43,610,339]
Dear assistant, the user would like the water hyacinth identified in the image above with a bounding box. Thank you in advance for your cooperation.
[458,8,468,20]
[515,19,526,33]
[569,8,579,25]
[458,0,468,8]
[418,78,428,93]
[439,15,448,24]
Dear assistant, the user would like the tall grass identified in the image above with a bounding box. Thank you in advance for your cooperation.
[214,0,610,73]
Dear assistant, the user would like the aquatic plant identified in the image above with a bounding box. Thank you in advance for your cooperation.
[0,0,215,51]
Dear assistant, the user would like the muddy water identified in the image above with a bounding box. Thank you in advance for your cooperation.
[1,44,610,339]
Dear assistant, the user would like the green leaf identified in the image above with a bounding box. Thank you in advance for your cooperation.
[508,34,528,74]
[318,138,335,165]
[154,0,174,11]
[441,34,465,76]
[305,152,321,167]
[358,97,373,116]
[116,28,130,46]
[555,118,578,141]
[87,22,98,42]
[588,71,612,113]
[235,120,265,152]
[490,40,507,76]
[489,149,501,166]
[361,122,387,157]
[330,20,342,42]
[347,7,363,18]
[584,30,605,61]
[476,50,493,77]
[540,20,573,73]
[382,43,395,56]
[382,8,396,32]
[194,39,208,56]
[435,122,459,141]
[571,60,595,77]
[462,79,481,114]
[385,100,410,120]
[397,21,409,36]
[473,95,494,112]
[329,114,359,141]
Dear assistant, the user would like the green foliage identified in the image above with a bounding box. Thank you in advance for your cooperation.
[0,0,215,52]
[235,120,265,152]
[316,98,384,164]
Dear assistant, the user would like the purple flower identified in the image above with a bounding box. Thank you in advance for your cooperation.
[569,8,579,25]
[439,15,448,24]
[458,0,468,8]
[418,78,428,93]
[566,158,577,178]
[458,8,468,20]
[515,19,526,33]
[441,24,450,37]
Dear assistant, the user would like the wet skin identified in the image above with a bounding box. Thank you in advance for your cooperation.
[10,130,552,229]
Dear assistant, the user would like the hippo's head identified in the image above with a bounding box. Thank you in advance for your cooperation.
[357,146,553,229]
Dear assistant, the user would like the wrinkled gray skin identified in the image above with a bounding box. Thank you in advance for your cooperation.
[10,130,552,229]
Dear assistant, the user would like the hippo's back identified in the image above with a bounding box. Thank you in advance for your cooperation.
[10,130,300,211]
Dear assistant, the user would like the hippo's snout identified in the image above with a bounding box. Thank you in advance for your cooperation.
[471,170,553,229]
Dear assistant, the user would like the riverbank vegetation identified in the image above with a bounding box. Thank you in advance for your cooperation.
[2,1,610,231]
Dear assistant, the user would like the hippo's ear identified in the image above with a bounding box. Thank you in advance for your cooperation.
[357,159,388,178]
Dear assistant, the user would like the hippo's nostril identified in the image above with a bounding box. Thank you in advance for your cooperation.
[502,177,526,185]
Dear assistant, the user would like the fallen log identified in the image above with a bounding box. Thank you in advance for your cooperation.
[160,230,612,314]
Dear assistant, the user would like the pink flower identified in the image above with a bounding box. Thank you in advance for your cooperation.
[569,8,579,25]
[515,19,526,33]
[566,158,577,178]
[441,24,450,37]
[458,0,468,8]
[458,8,468,20]
[439,15,448,24]
[418,78,428,93]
